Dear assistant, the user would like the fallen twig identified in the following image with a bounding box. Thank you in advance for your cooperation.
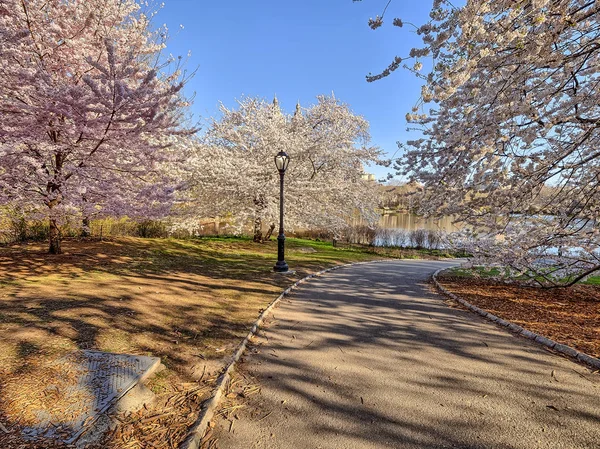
[258,411,272,421]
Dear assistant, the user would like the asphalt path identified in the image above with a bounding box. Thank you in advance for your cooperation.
[213,260,600,449]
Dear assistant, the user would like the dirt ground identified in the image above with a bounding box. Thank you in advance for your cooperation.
[0,236,389,448]
[437,274,600,359]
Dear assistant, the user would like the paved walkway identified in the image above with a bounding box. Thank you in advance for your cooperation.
[213,260,600,449]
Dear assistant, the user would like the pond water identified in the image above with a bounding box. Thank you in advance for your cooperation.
[349,212,462,248]
[375,212,461,233]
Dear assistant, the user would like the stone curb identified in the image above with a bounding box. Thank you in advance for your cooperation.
[179,259,393,449]
[431,269,600,371]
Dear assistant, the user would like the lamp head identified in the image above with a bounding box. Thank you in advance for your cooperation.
[274,151,290,173]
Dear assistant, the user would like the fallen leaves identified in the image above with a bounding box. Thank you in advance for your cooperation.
[438,276,600,358]
[109,381,212,449]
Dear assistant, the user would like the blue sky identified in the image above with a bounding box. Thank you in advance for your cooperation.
[157,0,433,180]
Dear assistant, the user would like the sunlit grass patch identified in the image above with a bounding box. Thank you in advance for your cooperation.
[447,266,503,278]
[582,276,600,285]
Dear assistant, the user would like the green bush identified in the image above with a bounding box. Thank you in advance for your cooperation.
[136,220,168,238]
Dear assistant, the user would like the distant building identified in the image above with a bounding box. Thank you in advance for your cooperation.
[361,172,376,182]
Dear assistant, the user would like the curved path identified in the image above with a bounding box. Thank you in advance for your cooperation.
[213,260,599,449]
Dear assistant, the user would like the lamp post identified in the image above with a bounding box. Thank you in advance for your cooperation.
[273,150,290,272]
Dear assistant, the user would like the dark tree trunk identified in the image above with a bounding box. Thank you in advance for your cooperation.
[46,147,65,254]
[264,223,276,241]
[49,218,61,254]
[81,195,90,237]
[81,217,91,237]
[253,195,267,243]
[253,216,263,243]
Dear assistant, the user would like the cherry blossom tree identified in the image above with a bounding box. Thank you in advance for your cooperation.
[0,0,195,253]
[362,0,600,286]
[184,95,380,241]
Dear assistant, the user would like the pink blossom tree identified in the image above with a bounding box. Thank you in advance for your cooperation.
[0,0,195,253]
[362,0,600,286]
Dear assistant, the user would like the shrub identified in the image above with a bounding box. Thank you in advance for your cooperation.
[410,229,427,249]
[426,230,442,249]
[136,220,167,238]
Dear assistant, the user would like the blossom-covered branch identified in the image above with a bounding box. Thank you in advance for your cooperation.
[363,0,600,285]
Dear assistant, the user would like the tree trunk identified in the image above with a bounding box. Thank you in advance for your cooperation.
[253,195,267,243]
[46,152,64,254]
[81,217,91,237]
[265,223,276,241]
[253,216,263,243]
[81,195,90,237]
[49,218,62,254]
[214,216,220,235]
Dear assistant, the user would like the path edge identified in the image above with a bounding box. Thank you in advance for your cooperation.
[179,259,391,449]
[432,268,600,371]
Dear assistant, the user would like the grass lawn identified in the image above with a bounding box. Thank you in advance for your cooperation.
[437,267,600,360]
[0,236,453,448]
[446,266,600,286]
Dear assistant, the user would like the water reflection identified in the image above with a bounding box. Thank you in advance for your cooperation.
[355,213,461,233]
[347,213,462,249]
[378,213,461,232]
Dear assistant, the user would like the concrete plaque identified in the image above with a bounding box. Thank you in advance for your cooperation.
[22,350,160,444]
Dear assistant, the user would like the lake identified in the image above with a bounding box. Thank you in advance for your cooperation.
[348,212,461,248]
[376,212,461,233]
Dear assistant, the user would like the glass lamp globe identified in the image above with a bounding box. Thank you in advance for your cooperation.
[274,151,290,173]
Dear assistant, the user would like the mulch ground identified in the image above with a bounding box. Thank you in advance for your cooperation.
[437,275,600,359]
[1,376,214,449]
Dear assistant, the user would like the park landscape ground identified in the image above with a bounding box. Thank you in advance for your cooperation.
[0,236,598,448]
[0,236,451,448]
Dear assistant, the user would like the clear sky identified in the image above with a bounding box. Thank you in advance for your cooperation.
[157,0,433,180]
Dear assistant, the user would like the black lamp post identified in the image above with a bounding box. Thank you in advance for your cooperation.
[273,150,290,272]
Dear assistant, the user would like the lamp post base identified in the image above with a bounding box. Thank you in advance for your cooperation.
[273,260,289,272]
[274,232,288,272]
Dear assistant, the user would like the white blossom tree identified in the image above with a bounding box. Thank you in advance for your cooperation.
[362,0,600,286]
[185,95,381,241]
[0,0,195,253]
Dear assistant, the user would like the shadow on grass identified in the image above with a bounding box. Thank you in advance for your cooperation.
[0,237,381,284]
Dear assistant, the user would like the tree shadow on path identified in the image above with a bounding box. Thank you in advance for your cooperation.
[217,260,600,449]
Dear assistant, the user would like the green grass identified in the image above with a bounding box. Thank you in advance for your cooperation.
[62,235,462,282]
[582,276,600,285]
[446,266,504,278]
[0,235,462,375]
[446,265,600,287]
